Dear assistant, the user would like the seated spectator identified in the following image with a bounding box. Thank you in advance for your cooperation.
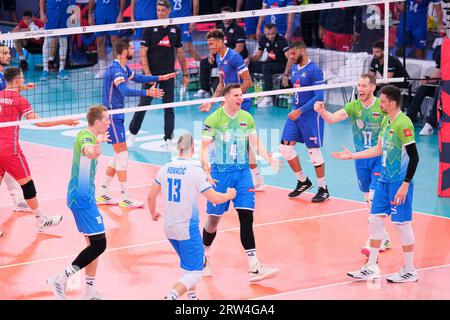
[319,0,362,52]
[249,23,289,108]
[256,0,294,41]
[12,10,45,71]
[406,45,441,136]
[194,6,248,98]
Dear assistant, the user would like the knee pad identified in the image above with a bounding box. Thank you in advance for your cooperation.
[307,148,324,167]
[395,222,415,246]
[368,215,385,240]
[108,154,117,169]
[178,271,201,290]
[89,233,107,256]
[115,151,128,171]
[21,180,37,200]
[279,144,297,161]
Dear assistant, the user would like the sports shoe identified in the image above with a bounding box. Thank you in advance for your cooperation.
[202,256,212,277]
[96,193,119,205]
[161,139,175,151]
[19,60,28,72]
[84,290,103,300]
[37,214,63,232]
[248,263,279,283]
[288,178,313,198]
[94,69,105,79]
[12,194,32,212]
[386,266,418,283]
[47,275,67,300]
[119,194,144,208]
[40,71,49,81]
[126,133,136,149]
[361,238,392,257]
[57,70,69,80]
[347,264,380,280]
[311,186,330,202]
[257,96,273,108]
[194,89,211,98]
[419,123,434,136]
[252,172,266,191]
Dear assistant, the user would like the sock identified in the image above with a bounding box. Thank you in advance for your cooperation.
[204,245,210,256]
[294,171,307,182]
[404,252,415,272]
[187,290,198,300]
[367,247,380,266]
[85,276,96,294]
[120,182,127,195]
[317,177,326,189]
[245,249,259,269]
[43,38,52,72]
[101,176,113,191]
[99,59,106,71]
[166,289,179,300]
[58,265,77,283]
[203,229,217,247]
[58,36,67,71]
[33,209,42,219]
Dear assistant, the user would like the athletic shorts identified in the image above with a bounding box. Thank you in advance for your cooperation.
[108,117,126,144]
[371,180,414,224]
[245,16,259,35]
[95,11,120,37]
[180,23,193,43]
[355,157,382,193]
[45,10,69,30]
[70,205,105,235]
[0,151,31,181]
[322,30,352,52]
[168,228,204,272]
[281,112,324,148]
[396,18,427,50]
[206,167,255,215]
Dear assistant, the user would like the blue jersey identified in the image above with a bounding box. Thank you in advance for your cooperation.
[169,0,191,18]
[406,0,439,17]
[135,0,157,21]
[262,0,293,34]
[290,59,324,113]
[45,0,74,12]
[95,0,120,17]
[0,73,5,91]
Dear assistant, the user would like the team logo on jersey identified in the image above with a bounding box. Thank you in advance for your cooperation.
[153,28,158,32]
[403,128,412,137]
[223,60,229,65]
[301,72,307,77]
[356,119,364,129]
[170,28,176,33]
[157,35,171,47]
[372,112,380,118]
[293,79,300,88]
[268,50,276,60]
[203,124,212,132]
[240,122,247,127]
[229,28,234,34]
[224,35,228,44]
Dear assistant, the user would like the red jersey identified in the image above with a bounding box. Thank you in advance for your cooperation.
[0,89,33,154]
[17,18,45,44]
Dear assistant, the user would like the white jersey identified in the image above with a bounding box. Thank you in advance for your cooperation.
[155,158,212,240]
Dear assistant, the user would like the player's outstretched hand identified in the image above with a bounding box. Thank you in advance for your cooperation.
[151,211,162,221]
[147,84,164,98]
[314,101,325,114]
[159,72,178,81]
[199,102,212,113]
[65,119,80,126]
[21,83,37,90]
[97,132,111,144]
[330,145,353,160]
[226,188,236,200]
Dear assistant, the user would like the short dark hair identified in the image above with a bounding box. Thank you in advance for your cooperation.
[360,73,376,86]
[22,10,33,18]
[289,40,306,50]
[264,23,276,30]
[157,0,171,9]
[221,6,233,12]
[114,37,131,55]
[206,29,225,41]
[4,67,22,82]
[380,85,401,106]
[87,105,108,126]
[372,40,384,50]
[223,83,241,96]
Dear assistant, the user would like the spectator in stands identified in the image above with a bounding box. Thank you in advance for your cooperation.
[236,0,263,40]
[406,45,441,136]
[0,0,18,22]
[319,0,362,52]
[292,0,323,48]
[249,23,289,108]
[396,0,443,60]
[12,10,45,71]
[194,6,248,98]
[256,0,294,41]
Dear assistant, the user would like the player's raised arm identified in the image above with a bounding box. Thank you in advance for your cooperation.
[25,111,79,127]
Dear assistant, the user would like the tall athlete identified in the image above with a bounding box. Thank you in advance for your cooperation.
[279,41,329,202]
[0,67,78,237]
[48,105,111,300]
[332,85,420,283]
[314,74,392,255]
[130,0,157,39]
[147,133,236,300]
[96,37,176,208]
[201,84,280,282]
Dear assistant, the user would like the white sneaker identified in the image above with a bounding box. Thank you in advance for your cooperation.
[202,256,213,277]
[119,194,144,208]
[248,263,279,283]
[47,275,67,300]
[257,97,273,108]
[361,238,392,257]
[161,139,175,151]
[253,175,266,191]
[419,123,434,136]
[96,192,119,205]
[37,215,63,232]
[194,89,211,98]
[12,194,32,212]
[84,289,103,300]
[126,133,136,149]
[386,266,418,283]
[347,264,380,280]
[94,69,105,79]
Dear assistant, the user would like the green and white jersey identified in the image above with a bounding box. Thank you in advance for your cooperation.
[202,107,256,172]
[344,97,385,152]
[379,112,415,183]
[67,129,98,208]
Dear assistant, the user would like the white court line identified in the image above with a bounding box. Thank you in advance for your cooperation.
[252,262,450,300]
[0,208,365,270]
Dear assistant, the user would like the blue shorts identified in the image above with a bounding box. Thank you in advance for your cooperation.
[168,228,204,271]
[371,180,414,223]
[95,12,120,36]
[206,167,255,215]
[108,117,126,144]
[245,17,259,35]
[281,112,324,148]
[180,23,193,43]
[241,98,252,112]
[355,157,382,193]
[46,10,69,30]
[396,18,427,50]
[70,205,105,235]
